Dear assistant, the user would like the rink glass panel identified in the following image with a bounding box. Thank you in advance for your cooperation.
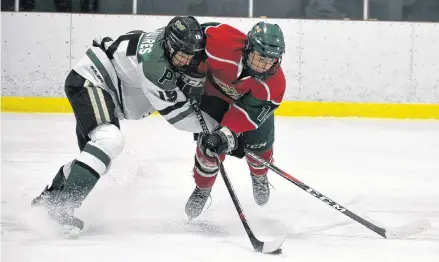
[368,0,439,22]
[137,0,249,17]
[14,0,133,13]
[2,1,438,23]
[1,0,14,10]
[253,0,364,20]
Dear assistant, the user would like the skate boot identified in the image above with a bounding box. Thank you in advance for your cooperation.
[185,186,212,219]
[251,173,270,206]
[31,185,84,230]
[31,167,84,231]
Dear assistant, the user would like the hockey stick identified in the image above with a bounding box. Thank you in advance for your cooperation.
[244,150,431,239]
[191,100,284,254]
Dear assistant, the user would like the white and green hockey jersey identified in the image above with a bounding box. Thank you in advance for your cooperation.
[72,28,217,133]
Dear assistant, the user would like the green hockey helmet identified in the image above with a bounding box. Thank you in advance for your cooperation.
[243,22,285,80]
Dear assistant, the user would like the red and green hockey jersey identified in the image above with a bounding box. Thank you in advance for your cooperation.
[200,23,286,134]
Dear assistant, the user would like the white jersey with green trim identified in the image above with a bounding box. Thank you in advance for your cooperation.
[72,29,217,133]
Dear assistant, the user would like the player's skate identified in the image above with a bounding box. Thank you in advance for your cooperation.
[251,173,270,206]
[31,184,84,231]
[185,186,212,219]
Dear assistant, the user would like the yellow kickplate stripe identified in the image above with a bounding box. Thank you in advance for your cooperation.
[1,96,438,119]
[1,97,73,113]
[275,101,439,119]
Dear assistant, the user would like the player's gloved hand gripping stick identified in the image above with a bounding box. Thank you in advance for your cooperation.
[191,99,284,255]
[192,100,430,240]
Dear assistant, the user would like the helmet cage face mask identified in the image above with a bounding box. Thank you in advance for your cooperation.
[244,41,283,79]
[166,32,203,70]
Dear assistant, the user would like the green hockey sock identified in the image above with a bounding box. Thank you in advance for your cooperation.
[62,142,111,206]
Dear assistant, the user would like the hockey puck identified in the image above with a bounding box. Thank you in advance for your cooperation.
[269,248,282,255]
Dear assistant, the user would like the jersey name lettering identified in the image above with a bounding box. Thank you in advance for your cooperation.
[139,28,163,55]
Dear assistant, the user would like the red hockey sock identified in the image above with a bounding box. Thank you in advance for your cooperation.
[245,148,273,176]
[193,147,226,189]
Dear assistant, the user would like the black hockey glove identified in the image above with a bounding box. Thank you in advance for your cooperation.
[177,72,206,104]
[227,133,245,159]
[198,126,238,157]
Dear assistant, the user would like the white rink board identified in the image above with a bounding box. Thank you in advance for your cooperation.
[411,23,439,103]
[1,13,71,97]
[300,20,413,103]
[1,12,439,103]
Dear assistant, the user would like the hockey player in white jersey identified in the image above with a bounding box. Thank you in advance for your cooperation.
[31,16,217,231]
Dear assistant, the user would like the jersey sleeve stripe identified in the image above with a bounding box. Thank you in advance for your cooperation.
[255,78,271,101]
[167,105,195,124]
[205,48,240,67]
[204,24,223,34]
[232,104,258,128]
[126,34,141,56]
[157,101,186,115]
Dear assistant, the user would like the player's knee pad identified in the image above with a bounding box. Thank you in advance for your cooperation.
[75,124,124,176]
[88,123,124,160]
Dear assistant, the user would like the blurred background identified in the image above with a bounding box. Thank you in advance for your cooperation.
[1,0,438,22]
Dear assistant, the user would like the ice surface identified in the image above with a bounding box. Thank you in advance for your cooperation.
[1,113,439,262]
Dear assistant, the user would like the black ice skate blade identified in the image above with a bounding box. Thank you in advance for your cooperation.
[267,248,282,255]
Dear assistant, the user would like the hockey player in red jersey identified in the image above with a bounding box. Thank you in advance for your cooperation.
[185,21,286,218]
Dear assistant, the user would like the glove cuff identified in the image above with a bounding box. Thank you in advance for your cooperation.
[218,126,238,153]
